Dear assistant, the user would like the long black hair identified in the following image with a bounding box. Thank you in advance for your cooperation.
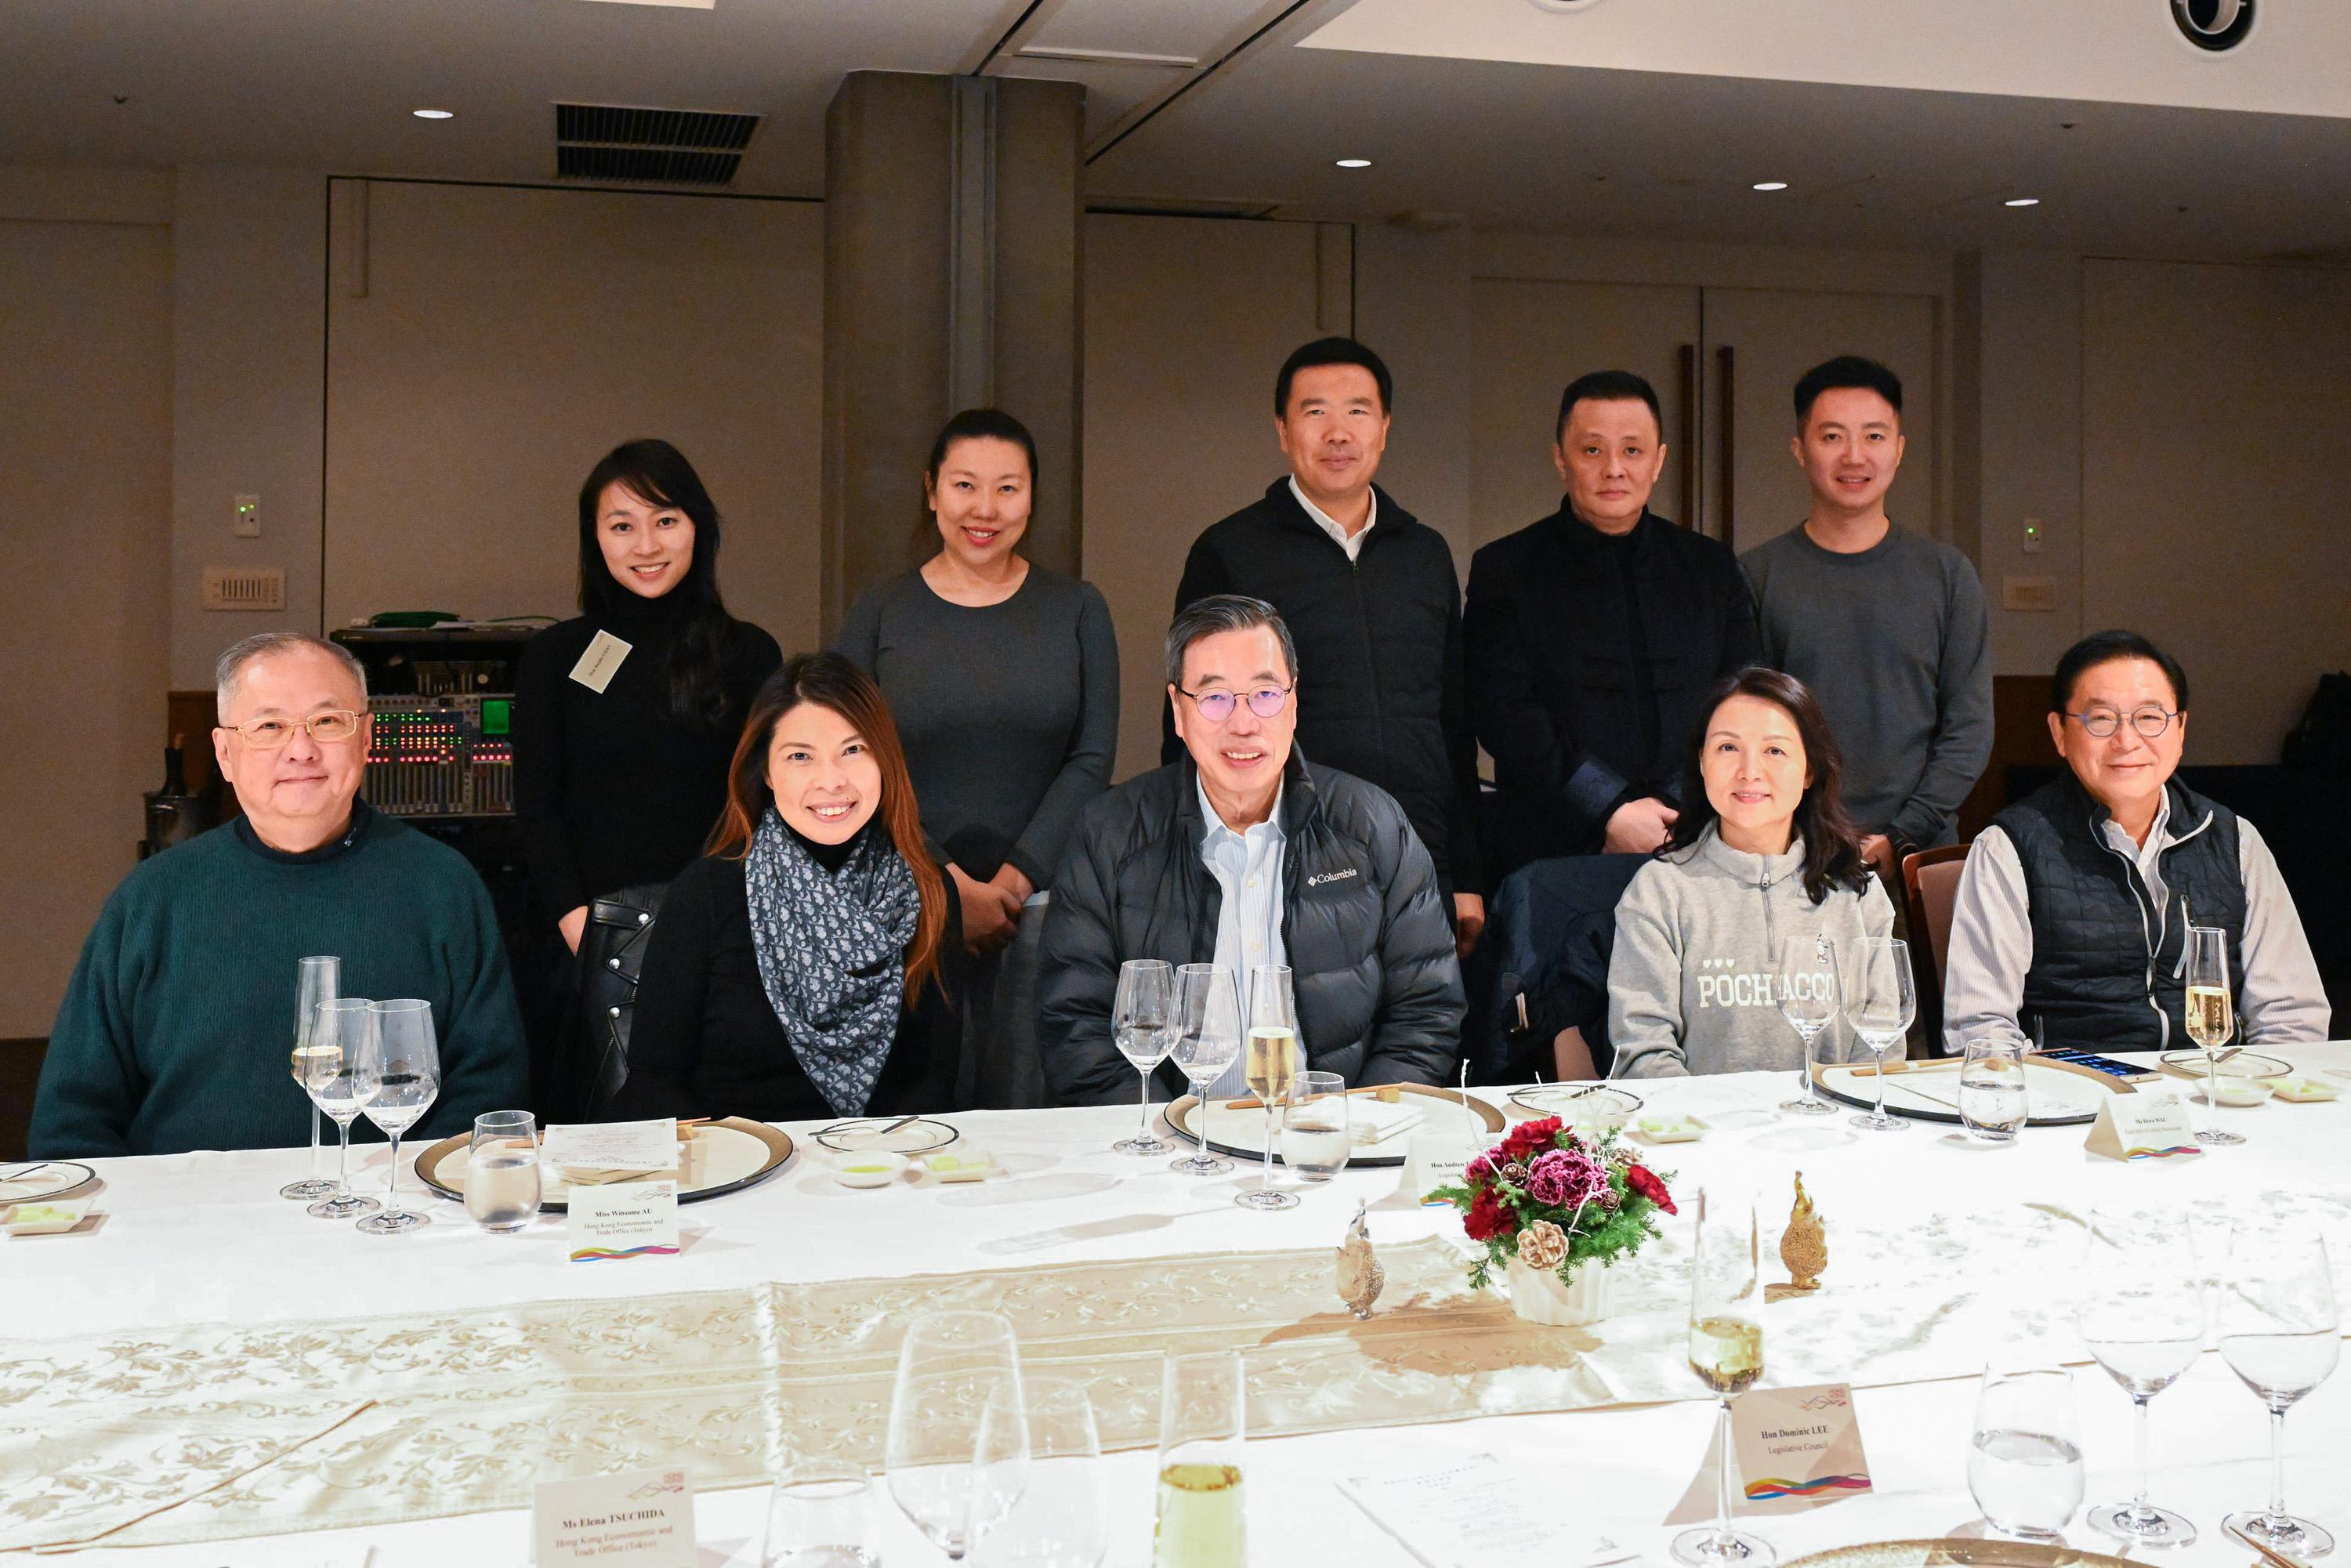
[577,439,738,728]
[1672,666,1871,905]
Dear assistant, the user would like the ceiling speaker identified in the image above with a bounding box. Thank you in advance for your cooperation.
[2172,0,2256,52]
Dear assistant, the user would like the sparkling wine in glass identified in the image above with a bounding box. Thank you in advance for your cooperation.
[2077,1206,2204,1548]
[1775,934,1839,1116]
[466,1110,541,1233]
[1280,1070,1349,1181]
[1237,965,1300,1212]
[1111,959,1177,1157]
[2184,925,2245,1146]
[973,1377,1105,1568]
[1154,1352,1244,1568]
[1168,964,1241,1178]
[302,997,382,1220]
[1841,936,1914,1133]
[1674,1186,1773,1568]
[281,955,342,1200]
[2216,1220,2340,1558]
[1959,1037,2030,1143]
[356,998,440,1236]
[886,1310,1025,1562]
[1969,1363,2085,1541]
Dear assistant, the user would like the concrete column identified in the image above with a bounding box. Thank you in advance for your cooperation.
[820,71,1085,637]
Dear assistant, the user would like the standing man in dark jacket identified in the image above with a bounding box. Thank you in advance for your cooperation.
[1167,337,1486,957]
[1465,369,1760,880]
[1045,596,1462,1106]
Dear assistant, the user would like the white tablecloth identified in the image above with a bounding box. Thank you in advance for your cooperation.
[8,1048,2349,1566]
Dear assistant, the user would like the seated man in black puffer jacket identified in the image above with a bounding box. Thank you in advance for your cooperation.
[1041,594,1463,1106]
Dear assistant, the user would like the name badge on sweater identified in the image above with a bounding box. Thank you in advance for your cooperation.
[569,630,632,693]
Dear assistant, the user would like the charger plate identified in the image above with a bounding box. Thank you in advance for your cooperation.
[413,1117,793,1213]
[0,1161,96,1206]
[1787,1542,2137,1568]
[1810,1055,2132,1128]
[1165,1081,1503,1168]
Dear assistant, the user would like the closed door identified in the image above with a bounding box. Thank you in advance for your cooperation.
[1701,287,1938,552]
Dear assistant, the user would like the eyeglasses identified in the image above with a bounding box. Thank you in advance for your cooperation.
[229,710,364,748]
[2065,704,2179,740]
[1179,686,1291,722]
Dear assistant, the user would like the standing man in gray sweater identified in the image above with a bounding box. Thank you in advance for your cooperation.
[1742,356,1992,879]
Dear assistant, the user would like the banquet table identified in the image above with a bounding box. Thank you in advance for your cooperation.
[7,1047,2349,1568]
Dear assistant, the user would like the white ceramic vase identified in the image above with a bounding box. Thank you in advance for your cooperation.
[1505,1254,1610,1326]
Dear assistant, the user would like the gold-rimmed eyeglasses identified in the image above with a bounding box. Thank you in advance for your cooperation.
[2064,704,2179,740]
[1178,685,1291,722]
[227,710,364,748]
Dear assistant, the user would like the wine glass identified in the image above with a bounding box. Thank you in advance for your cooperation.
[302,998,382,1220]
[1155,1353,1245,1566]
[972,1378,1104,1568]
[2076,1206,2204,1547]
[2185,925,2245,1146]
[1774,934,1839,1116]
[1237,965,1300,1212]
[1168,965,1241,1177]
[1673,1187,1773,1568]
[281,955,342,1200]
[1958,1037,2030,1143]
[886,1310,1026,1562]
[466,1110,540,1233]
[1969,1363,2085,1541]
[355,998,440,1236]
[763,1461,881,1568]
[2216,1221,2340,1557]
[1110,960,1177,1156]
[1841,936,1914,1132]
[1281,1070,1349,1182]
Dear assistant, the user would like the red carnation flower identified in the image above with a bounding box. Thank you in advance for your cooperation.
[1501,1115,1563,1164]
[1625,1164,1675,1215]
[1464,1189,1519,1241]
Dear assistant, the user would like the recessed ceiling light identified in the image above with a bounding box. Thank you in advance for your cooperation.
[1752,181,1788,191]
[413,108,455,120]
[1335,158,1372,169]
[2005,197,2041,207]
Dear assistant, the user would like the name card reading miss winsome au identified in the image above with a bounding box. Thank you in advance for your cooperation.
[568,1181,680,1263]
[2085,1092,2202,1163]
[533,1465,694,1567]
[567,629,632,693]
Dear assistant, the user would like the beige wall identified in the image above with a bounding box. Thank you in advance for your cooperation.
[0,213,172,1036]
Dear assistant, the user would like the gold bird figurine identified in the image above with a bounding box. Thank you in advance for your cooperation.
[1338,1200,1386,1320]
[1780,1171,1826,1292]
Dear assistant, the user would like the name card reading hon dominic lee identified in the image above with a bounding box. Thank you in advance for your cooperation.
[534,1465,694,1567]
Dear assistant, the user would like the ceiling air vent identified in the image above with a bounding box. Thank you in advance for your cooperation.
[554,103,760,186]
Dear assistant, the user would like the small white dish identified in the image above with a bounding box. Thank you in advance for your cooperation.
[4,1197,94,1236]
[829,1151,909,1189]
[2199,1077,2275,1109]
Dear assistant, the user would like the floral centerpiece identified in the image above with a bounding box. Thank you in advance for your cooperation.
[1430,1116,1676,1325]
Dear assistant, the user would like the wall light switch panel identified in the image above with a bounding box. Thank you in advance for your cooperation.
[203,566,286,611]
[234,494,262,538]
[2002,575,2057,613]
[2021,517,2044,555]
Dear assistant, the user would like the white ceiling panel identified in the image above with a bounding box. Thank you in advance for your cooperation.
[1025,0,1293,63]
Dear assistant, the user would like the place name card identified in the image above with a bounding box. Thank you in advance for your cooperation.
[1403,1130,1483,1206]
[534,1465,694,1566]
[1340,1452,1637,1565]
[1668,1383,1872,1523]
[568,1180,679,1263]
[545,1117,679,1174]
[567,629,633,693]
[2085,1092,2202,1163]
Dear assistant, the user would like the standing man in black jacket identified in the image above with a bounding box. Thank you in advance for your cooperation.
[1167,337,1486,958]
[1465,369,1761,880]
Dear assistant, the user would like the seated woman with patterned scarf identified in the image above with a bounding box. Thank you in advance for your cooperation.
[615,652,965,1123]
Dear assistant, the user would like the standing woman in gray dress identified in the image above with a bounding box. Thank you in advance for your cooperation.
[835,408,1120,1106]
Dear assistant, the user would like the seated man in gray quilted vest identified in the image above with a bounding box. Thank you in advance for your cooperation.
[1039,594,1462,1105]
[1943,629,2327,1055]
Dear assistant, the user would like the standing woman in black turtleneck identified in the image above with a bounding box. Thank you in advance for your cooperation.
[513,440,783,1113]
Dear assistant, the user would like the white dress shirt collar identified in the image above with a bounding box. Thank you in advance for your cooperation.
[1288,476,1376,562]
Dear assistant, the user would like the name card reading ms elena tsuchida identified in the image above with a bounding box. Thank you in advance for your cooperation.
[534,1465,694,1567]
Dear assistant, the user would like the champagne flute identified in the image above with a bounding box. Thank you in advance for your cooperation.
[886,1310,1026,1562]
[2185,925,2245,1146]
[1774,934,1839,1116]
[2216,1222,2340,1557]
[973,1378,1105,1568]
[1111,960,1178,1156]
[467,1110,541,1233]
[1154,1352,1245,1568]
[355,998,440,1236]
[1841,936,1914,1132]
[302,998,382,1219]
[1168,965,1241,1177]
[2077,1206,2204,1547]
[1958,1037,2030,1143]
[1237,965,1300,1212]
[1673,1187,1773,1568]
[1969,1363,2085,1541]
[1280,1070,1349,1182]
[281,955,342,1199]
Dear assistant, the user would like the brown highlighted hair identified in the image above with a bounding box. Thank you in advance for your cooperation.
[707,653,948,1002]
[1672,666,1871,906]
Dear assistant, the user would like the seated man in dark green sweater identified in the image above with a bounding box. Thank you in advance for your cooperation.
[31,632,528,1159]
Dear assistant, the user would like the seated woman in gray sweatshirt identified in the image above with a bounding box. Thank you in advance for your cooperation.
[1610,668,1893,1077]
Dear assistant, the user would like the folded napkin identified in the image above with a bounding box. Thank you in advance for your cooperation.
[1349,1100,1426,1147]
